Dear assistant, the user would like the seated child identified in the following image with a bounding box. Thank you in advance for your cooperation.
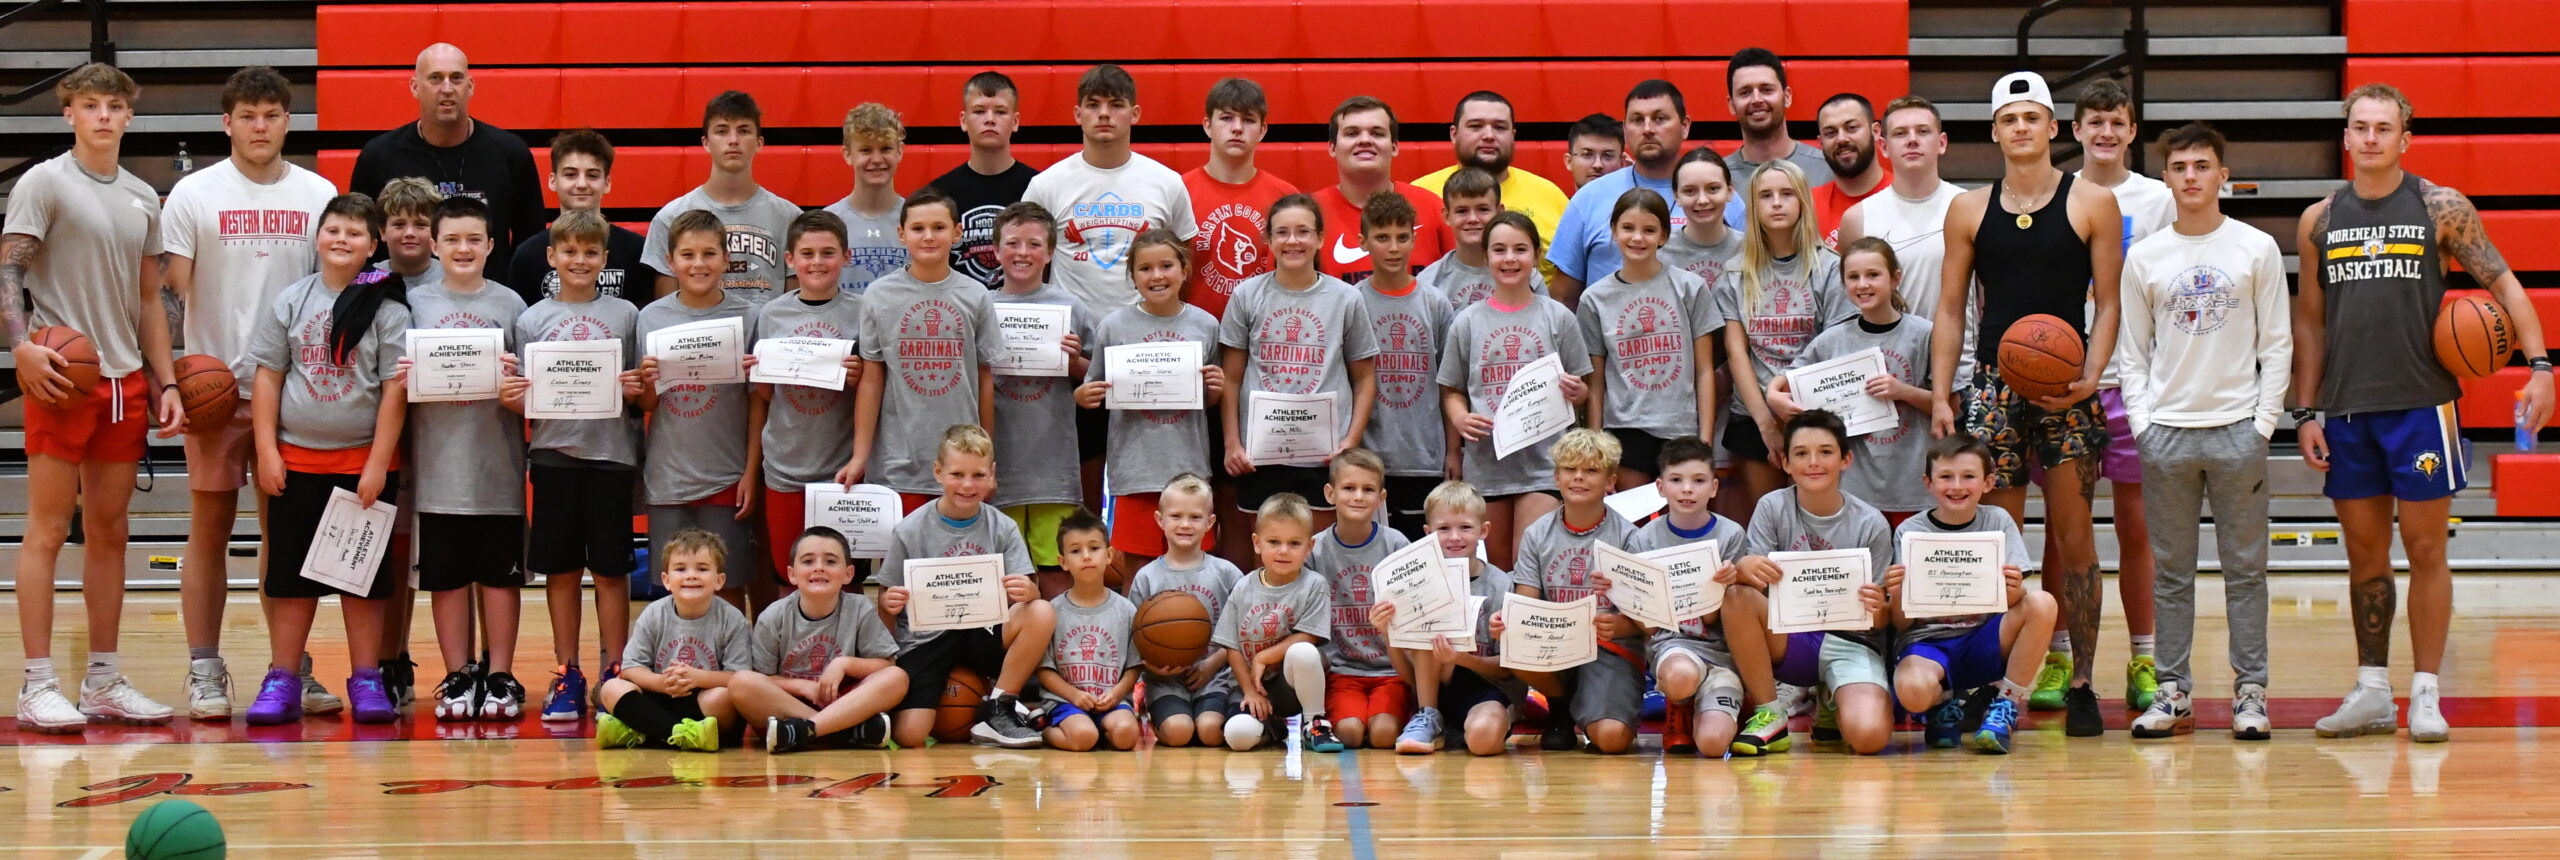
[1888,434,2056,755]
[596,528,752,751]
[1126,474,1244,747]
[1214,493,1340,752]
[729,527,909,753]
[1037,510,1143,751]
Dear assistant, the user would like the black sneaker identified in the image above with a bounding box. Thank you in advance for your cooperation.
[380,653,418,707]
[2064,686,2104,737]
[971,694,1042,748]
[767,716,819,753]
[1538,715,1580,751]
[1958,685,1998,733]
[845,712,894,749]
[432,670,481,721]
[479,672,527,720]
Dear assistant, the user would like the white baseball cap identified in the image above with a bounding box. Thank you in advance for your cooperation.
[1991,71,2055,115]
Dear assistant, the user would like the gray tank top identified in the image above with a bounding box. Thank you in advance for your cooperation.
[2314,173,2460,416]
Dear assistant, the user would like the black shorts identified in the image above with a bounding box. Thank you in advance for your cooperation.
[1443,666,1512,715]
[416,513,526,591]
[1077,404,1109,463]
[1236,465,1332,512]
[1609,428,1673,477]
[621,690,746,744]
[1384,475,1439,516]
[1147,690,1234,728]
[529,462,638,578]
[893,627,1010,711]
[1486,488,1561,505]
[1721,414,1772,463]
[264,470,403,600]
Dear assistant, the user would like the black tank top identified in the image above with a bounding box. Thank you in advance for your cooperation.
[1974,172,2094,367]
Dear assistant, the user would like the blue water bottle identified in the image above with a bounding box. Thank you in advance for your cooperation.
[2517,391,2537,453]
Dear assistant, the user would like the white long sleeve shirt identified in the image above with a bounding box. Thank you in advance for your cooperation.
[2116,216,2294,438]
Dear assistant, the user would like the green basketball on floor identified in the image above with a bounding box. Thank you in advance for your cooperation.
[126,798,225,859]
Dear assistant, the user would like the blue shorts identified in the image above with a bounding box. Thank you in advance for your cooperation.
[1048,700,1133,726]
[2324,403,2466,502]
[1898,617,2009,692]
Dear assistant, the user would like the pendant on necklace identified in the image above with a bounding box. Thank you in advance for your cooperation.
[2015,213,2034,230]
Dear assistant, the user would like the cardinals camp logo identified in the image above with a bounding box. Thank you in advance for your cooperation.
[1445,277,1496,313]
[1473,324,1549,401]
[661,382,716,419]
[1195,203,1272,297]
[1544,547,1596,604]
[657,635,720,672]
[895,299,971,397]
[1065,192,1151,272]
[1610,295,1688,391]
[1371,310,1435,408]
[292,310,357,403]
[1238,601,1293,657]
[995,374,1058,404]
[782,633,843,680]
[1251,307,1331,394]
[1330,566,1383,662]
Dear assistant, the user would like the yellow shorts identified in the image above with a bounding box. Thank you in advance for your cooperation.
[1004,503,1077,568]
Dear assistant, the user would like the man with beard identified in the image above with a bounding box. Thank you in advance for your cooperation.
[350,43,544,252]
[1547,79,1690,307]
[1415,91,1571,280]
[1564,114,1626,192]
[1312,96,1450,283]
[1810,93,1890,250]
[1721,48,1833,227]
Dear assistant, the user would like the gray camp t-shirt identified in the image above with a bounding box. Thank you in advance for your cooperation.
[515,293,642,467]
[989,283,1095,508]
[1433,296,1594,496]
[751,590,899,679]
[820,197,910,296]
[1791,315,1936,513]
[1128,554,1244,696]
[248,273,412,451]
[623,596,754,673]
[1744,486,1894,651]
[1212,568,1333,665]
[1715,249,1848,418]
[636,291,760,505]
[1043,590,1142,701]
[1659,227,1745,288]
[1415,255,1549,317]
[1218,272,1382,446]
[1577,264,1718,437]
[1309,523,1411,677]
[1462,563,1528,701]
[1516,507,1640,649]
[870,504,1037,650]
[755,289,864,491]
[4,154,162,377]
[373,259,443,292]
[1361,283,1453,477]
[1627,514,1748,655]
[643,185,803,306]
[858,269,1002,494]
[405,281,529,514]
[1086,303,1221,495]
[1725,143,1836,194]
[1895,506,2034,644]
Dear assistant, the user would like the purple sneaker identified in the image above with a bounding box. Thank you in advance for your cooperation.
[348,670,398,724]
[246,667,303,726]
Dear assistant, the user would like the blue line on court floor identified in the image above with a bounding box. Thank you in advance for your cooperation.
[1337,751,1377,860]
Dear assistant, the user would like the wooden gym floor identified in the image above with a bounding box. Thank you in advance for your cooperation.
[6,574,2560,857]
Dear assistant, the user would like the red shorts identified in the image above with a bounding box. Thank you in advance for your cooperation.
[1110,493,1165,557]
[1325,674,1412,724]
[764,486,804,581]
[25,373,148,464]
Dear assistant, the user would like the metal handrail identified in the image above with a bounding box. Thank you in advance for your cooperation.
[2017,0,2148,170]
[0,0,114,108]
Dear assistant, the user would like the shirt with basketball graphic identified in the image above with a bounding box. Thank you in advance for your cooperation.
[515,293,643,467]
[624,596,753,673]
[1128,554,1245,697]
[1312,183,1450,283]
[1415,254,1549,317]
[1042,590,1142,702]
[1180,166,1298,319]
[857,268,1002,494]
[1714,248,1848,418]
[2312,174,2459,417]
[1309,522,1412,677]
[1628,513,1747,658]
[871,503,1037,650]
[642,185,804,307]
[927,161,1039,288]
[1432,296,1593,496]
[1023,152,1197,313]
[751,590,898,680]
[1086,302,1221,497]
[2117,217,2293,438]
[1658,227,1745,291]
[5,153,164,377]
[1516,506,1641,651]
[406,280,530,515]
[1217,272,1382,449]
[636,291,761,506]
[755,289,864,491]
[509,224,649,306]
[162,158,336,388]
[989,283,1095,508]
[1212,568,1333,666]
[1893,505,2032,646]
[1360,281,1453,477]
[248,272,413,452]
[1743,486,1893,651]
[1792,315,1936,513]
[819,197,911,297]
[1577,264,1717,438]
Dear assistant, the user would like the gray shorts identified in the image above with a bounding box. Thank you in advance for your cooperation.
[1818,635,1892,691]
[1570,651,1646,728]
[1143,667,1236,709]
[647,501,756,579]
[1649,638,1743,720]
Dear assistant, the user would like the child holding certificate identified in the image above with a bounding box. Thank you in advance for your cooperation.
[1373,480,1520,757]
[872,425,1052,750]
[1716,161,1848,514]
[850,188,1001,516]
[1077,231,1225,576]
[1351,192,1453,540]
[986,203,1096,586]
[1508,429,1639,755]
[596,528,751,751]
[1887,435,2052,754]
[1766,238,1936,526]
[632,210,765,610]
[1217,194,1379,561]
[753,211,866,580]
[1575,188,1717,490]
[1720,410,1894,755]
[1434,212,1593,570]
[1620,436,1748,756]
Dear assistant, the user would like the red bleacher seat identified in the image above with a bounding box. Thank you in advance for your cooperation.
[2481,212,2560,274]
[2456,366,2532,429]
[2491,454,2560,516]
[2345,58,2560,118]
[2345,0,2560,55]
[2398,136,2560,197]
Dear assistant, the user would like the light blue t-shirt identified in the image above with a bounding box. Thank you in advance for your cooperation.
[1545,166,1677,285]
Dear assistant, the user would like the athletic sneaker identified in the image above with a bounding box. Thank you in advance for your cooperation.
[846,712,894,750]
[299,654,344,716]
[1661,702,1695,754]
[480,672,527,721]
[245,667,302,726]
[1304,717,1346,753]
[1974,697,2019,754]
[1394,707,1444,754]
[971,694,1041,749]
[2027,652,2071,711]
[2126,655,2160,711]
[2064,686,2103,737]
[1811,690,1841,743]
[1731,704,1792,756]
[2409,685,2449,743]
[668,716,721,752]
[380,652,417,708]
[2231,683,2272,741]
[2313,685,2398,738]
[347,670,397,724]
[595,713,644,749]
[541,666,587,722]
[433,670,482,721]
[78,675,174,725]
[15,680,87,733]
[187,658,233,721]
[2130,682,2193,739]
[767,716,818,753]
[1925,700,1965,749]
[1538,713,1580,751]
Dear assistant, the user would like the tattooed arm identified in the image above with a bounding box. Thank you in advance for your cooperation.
[161,250,192,351]
[2292,199,2332,471]
[2,233,72,405]
[2428,181,2555,430]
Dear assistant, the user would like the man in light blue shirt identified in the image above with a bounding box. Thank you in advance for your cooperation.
[1544,79,1689,308]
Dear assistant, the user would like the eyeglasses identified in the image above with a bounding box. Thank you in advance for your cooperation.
[1571,149,1623,164]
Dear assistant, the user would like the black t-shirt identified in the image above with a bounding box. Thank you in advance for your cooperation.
[509,224,650,305]
[349,120,547,251]
[925,161,1039,288]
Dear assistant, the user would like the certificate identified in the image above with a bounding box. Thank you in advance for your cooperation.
[1493,352,1573,458]
[1498,594,1597,673]
[990,302,1071,377]
[1102,342,1203,410]
[1376,540,1461,648]
[1784,347,1896,437]
[1639,540,1723,623]
[803,483,902,559]
[644,316,745,392]
[904,553,1008,632]
[1387,560,1475,651]
[1604,482,1666,521]
[1247,391,1338,466]
[404,328,504,403]
[298,487,396,595]
[523,339,624,420]
[749,336,855,390]
[1899,531,2008,619]
[1767,549,1875,634]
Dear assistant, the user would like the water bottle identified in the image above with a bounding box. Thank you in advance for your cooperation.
[172,141,193,176]
[2516,391,2536,453]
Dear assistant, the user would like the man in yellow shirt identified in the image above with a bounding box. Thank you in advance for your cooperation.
[1412,91,1570,280]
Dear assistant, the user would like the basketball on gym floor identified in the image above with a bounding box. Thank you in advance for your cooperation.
[125,798,225,859]
[1133,592,1214,668]
[29,325,100,395]
[174,354,240,432]
[933,666,989,743]
[2435,294,2514,379]
[1996,314,2084,401]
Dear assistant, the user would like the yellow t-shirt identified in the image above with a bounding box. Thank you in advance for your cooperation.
[1412,164,1571,282]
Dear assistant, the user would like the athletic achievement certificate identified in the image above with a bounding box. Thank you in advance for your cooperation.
[1388,560,1477,652]
[523,339,624,420]
[1103,342,1203,410]
[989,303,1071,377]
[749,336,855,390]
[404,328,504,403]
[1247,391,1338,466]
[1784,347,1896,437]
[905,554,1008,632]
[1639,540,1724,622]
[1767,549,1875,634]
[1899,531,2008,619]
[299,488,396,595]
[1376,540,1462,648]
[803,483,902,559]
[1499,594,1596,672]
[1494,352,1573,458]
[644,316,745,392]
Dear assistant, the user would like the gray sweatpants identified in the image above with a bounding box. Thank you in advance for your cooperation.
[2138,421,2272,690]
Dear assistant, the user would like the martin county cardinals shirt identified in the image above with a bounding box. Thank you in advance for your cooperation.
[1043,590,1142,703]
[1309,522,1412,678]
[624,596,753,673]
[1181,166,1298,319]
[1024,152,1197,313]
[750,590,899,680]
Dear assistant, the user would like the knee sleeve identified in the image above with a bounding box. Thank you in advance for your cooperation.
[1225,713,1267,751]
[1283,641,1325,711]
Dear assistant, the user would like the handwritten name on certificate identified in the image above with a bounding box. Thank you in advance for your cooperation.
[1767,548,1875,634]
[1784,347,1896,437]
[1103,342,1203,410]
[804,483,902,559]
[904,554,1008,632]
[1499,594,1597,672]
[405,328,504,402]
[1493,352,1573,458]
[645,317,745,392]
[990,303,1071,377]
[1247,391,1338,466]
[300,488,396,595]
[750,336,855,390]
[1899,531,2007,619]
[524,339,623,419]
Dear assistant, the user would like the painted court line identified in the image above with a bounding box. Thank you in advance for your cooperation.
[1337,747,1377,860]
[26,837,1343,852]
[1378,824,2560,842]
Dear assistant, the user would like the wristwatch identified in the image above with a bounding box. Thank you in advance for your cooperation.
[2288,407,2319,425]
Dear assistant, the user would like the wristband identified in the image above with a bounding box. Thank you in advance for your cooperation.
[2532,357,2553,375]
[2288,407,2319,425]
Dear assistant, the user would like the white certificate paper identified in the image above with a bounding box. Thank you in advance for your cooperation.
[1493,352,1573,458]
[1767,549,1875,634]
[1604,482,1667,521]
[749,336,855,390]
[1387,560,1476,651]
[1784,347,1896,437]
[1499,594,1597,672]
[299,487,396,595]
[523,339,624,420]
[803,483,902,560]
[1376,541,1459,648]
[990,302,1071,377]
[644,316,746,392]
[1103,342,1203,410]
[1247,391,1338,466]
[404,328,505,403]
[1639,540,1724,623]
[1899,531,2009,619]
[904,553,1008,632]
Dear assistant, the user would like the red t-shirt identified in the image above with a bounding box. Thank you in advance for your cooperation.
[1813,164,1892,251]
[1180,167,1299,320]
[1313,183,1449,284]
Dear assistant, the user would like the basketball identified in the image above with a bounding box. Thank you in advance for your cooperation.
[2435,295,2515,379]
[1133,592,1214,668]
[1996,314,2085,402]
[125,798,225,859]
[932,666,989,743]
[174,354,240,432]
[29,325,100,396]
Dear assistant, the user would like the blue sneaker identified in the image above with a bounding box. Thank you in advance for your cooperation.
[1925,700,1965,749]
[541,665,588,722]
[1974,697,2018,754]
[1640,687,1668,722]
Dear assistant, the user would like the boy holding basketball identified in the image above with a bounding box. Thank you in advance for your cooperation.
[873,425,1053,749]
[1887,434,2053,754]
[1621,436,1748,756]
[1510,429,1641,754]
[732,526,904,753]
[1038,510,1143,751]
[597,528,750,751]
[1215,493,1341,752]
[1127,474,1244,747]
[1308,448,1412,749]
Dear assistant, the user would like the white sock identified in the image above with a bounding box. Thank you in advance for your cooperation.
[1282,642,1326,722]
[2130,635,2156,658]
[2048,631,2071,654]
[1767,683,1808,713]
[1997,678,2031,704]
[85,652,117,686]
[24,657,56,688]
[986,688,1011,702]
[2413,671,2441,697]
[2357,666,2391,691]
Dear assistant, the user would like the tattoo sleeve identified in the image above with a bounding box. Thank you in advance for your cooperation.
[161,284,185,351]
[2352,574,2396,667]
[2425,183,2512,286]
[2064,562,2101,675]
[0,233,38,346]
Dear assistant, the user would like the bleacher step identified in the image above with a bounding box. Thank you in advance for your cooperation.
[1910,35,2344,57]
[0,48,317,70]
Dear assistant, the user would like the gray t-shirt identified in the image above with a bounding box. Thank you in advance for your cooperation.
[1577,265,1718,438]
[643,185,804,306]
[1415,255,1548,317]
[820,197,910,297]
[623,596,754,673]
[405,281,529,515]
[1627,514,1748,655]
[1086,303,1222,495]
[248,273,413,452]
[1659,227,1746,288]
[1744,487,1894,651]
[1516,507,1640,648]
[1361,283,1453,477]
[1128,554,1244,696]
[750,590,899,679]
[1308,522,1411,677]
[1217,272,1382,446]
[755,289,864,491]
[857,268,1002,494]
[1791,315,1936,513]
[1725,142,1836,195]
[1714,249,1848,417]
[515,293,642,467]
[989,283,1095,508]
[635,291,760,505]
[1212,568,1333,665]
[1433,296,1594,496]
[1895,506,2034,644]
[3,154,162,376]
[1462,563,1527,701]
[1043,590,1142,701]
[870,503,1037,650]
[373,259,443,292]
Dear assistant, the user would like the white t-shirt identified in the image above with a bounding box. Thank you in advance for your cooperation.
[2081,170,2176,387]
[162,159,338,388]
[1847,180,1979,383]
[1022,152,1196,313]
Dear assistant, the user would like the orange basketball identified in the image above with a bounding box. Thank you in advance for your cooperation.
[1996,314,2085,402]
[932,666,989,743]
[2434,295,2514,379]
[173,354,239,433]
[29,326,100,396]
[1134,592,1214,669]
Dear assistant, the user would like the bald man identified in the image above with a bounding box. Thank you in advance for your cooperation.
[350,43,543,250]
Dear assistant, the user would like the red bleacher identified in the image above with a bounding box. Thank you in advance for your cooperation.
[2344,0,2560,55]
[2345,58,2560,118]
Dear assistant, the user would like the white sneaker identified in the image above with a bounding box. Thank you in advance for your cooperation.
[2313,684,2399,738]
[79,674,175,725]
[2409,684,2449,743]
[299,654,344,716]
[187,659,233,721]
[2129,682,2192,739]
[2231,683,2272,741]
[15,680,86,733]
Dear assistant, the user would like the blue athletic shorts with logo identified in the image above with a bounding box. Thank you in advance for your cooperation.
[2323,403,2466,502]
[1897,617,2008,693]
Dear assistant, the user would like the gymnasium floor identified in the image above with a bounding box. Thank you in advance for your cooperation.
[6,574,2559,857]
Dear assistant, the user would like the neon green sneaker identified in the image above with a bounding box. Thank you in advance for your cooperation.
[1730,704,1793,756]
[2028,652,2072,711]
[2126,655,2160,712]
[595,713,645,749]
[668,716,722,752]
[1811,690,1841,743]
